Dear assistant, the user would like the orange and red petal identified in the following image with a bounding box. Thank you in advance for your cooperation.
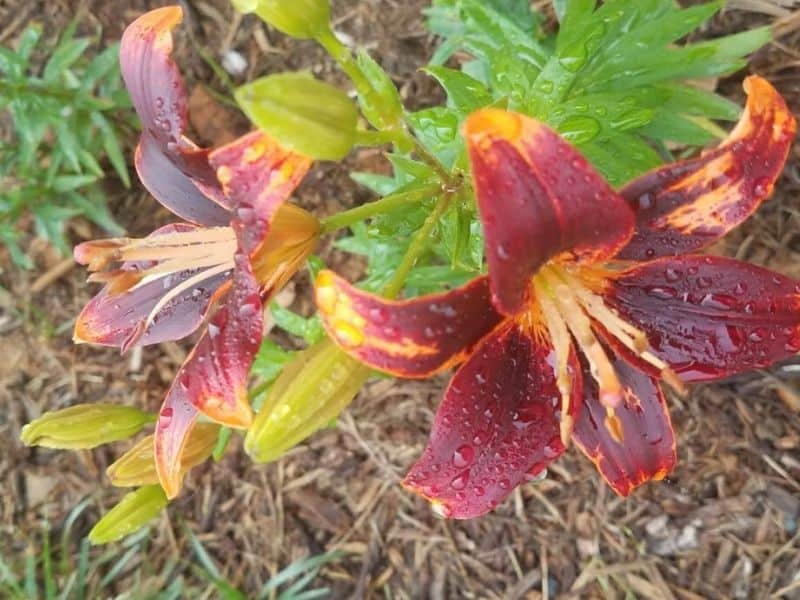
[209,131,312,257]
[402,321,582,519]
[173,252,262,428]
[465,109,635,316]
[121,7,228,223]
[315,272,504,378]
[572,356,676,497]
[73,224,230,351]
[618,76,796,261]
[153,386,199,499]
[605,256,800,382]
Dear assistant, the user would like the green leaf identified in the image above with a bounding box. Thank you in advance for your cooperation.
[91,111,131,186]
[269,303,325,344]
[16,25,42,62]
[81,44,120,91]
[43,38,91,83]
[355,50,404,129]
[251,339,292,383]
[51,174,98,193]
[424,66,492,113]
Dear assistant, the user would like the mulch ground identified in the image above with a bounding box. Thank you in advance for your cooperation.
[1,1,800,598]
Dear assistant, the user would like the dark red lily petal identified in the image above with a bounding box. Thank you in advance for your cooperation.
[465,109,635,315]
[153,385,199,499]
[73,224,230,350]
[136,134,230,226]
[121,6,227,221]
[209,132,312,257]
[605,255,800,382]
[315,272,504,378]
[403,321,582,519]
[572,356,676,497]
[171,251,262,428]
[618,76,796,261]
[121,6,187,149]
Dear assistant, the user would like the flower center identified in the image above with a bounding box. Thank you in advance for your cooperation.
[532,264,684,445]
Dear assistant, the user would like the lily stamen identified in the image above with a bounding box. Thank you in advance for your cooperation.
[533,279,575,446]
[540,268,624,411]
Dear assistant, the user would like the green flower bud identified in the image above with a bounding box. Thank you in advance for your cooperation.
[245,339,370,463]
[106,423,220,487]
[233,0,331,40]
[235,72,358,161]
[20,404,154,449]
[89,485,168,545]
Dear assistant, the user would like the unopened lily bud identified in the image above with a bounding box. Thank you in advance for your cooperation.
[245,338,370,463]
[107,423,220,487]
[20,404,154,449]
[89,485,168,545]
[233,0,331,40]
[235,72,357,161]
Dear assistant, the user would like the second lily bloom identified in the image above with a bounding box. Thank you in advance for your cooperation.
[73,7,319,498]
[315,75,797,518]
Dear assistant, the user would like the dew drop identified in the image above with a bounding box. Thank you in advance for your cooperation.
[453,445,474,468]
[646,286,677,299]
[450,472,469,490]
[752,177,771,197]
[368,307,389,324]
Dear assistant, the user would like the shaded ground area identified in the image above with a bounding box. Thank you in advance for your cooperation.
[1,0,800,597]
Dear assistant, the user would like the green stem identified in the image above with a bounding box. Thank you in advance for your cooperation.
[316,28,372,93]
[319,183,440,234]
[354,129,398,147]
[382,192,453,299]
[315,27,458,187]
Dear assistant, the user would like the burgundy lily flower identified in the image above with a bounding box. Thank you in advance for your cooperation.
[73,7,318,497]
[314,76,797,518]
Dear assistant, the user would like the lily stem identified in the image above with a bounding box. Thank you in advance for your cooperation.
[382,191,454,299]
[316,27,459,188]
[319,183,440,234]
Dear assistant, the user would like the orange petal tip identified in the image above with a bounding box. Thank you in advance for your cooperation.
[464,109,522,143]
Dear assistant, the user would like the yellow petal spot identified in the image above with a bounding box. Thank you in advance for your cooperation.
[243,137,270,163]
[604,410,624,444]
[332,319,365,348]
[315,274,337,315]
[217,165,233,186]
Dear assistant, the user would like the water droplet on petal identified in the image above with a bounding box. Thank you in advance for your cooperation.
[453,445,474,468]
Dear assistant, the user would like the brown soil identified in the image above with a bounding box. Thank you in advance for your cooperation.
[1,1,800,598]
